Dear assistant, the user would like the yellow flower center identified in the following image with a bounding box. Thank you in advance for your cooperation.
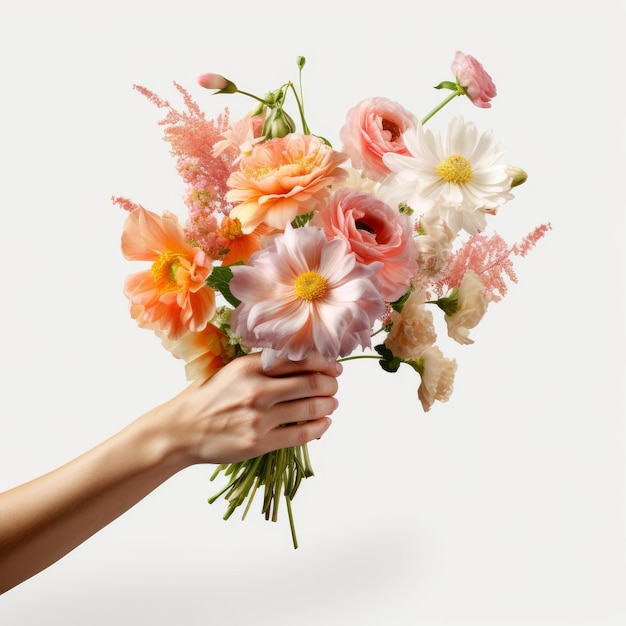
[219,217,244,240]
[294,271,328,300]
[437,154,473,184]
[151,252,183,293]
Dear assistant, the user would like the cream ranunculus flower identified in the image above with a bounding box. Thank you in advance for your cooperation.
[384,289,437,361]
[445,270,490,345]
[417,346,457,412]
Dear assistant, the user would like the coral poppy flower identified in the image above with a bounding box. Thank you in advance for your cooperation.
[219,216,276,265]
[226,133,349,233]
[122,207,216,339]
[158,323,230,381]
[229,224,386,366]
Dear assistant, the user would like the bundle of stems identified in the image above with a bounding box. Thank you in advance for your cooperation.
[208,443,314,549]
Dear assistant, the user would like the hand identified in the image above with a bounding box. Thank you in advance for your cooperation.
[154,351,342,467]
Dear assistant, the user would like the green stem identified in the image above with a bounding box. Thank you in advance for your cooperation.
[420,91,461,125]
[235,89,271,106]
[287,81,310,135]
[286,497,298,549]
[338,354,382,363]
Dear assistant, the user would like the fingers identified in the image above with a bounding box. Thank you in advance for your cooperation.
[264,351,343,379]
[262,417,333,453]
[270,394,339,428]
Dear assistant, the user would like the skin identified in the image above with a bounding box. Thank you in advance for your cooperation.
[0,351,341,594]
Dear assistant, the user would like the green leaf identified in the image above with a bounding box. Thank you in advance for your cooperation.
[434,80,458,91]
[374,343,402,373]
[390,285,414,313]
[207,265,241,308]
[292,212,315,228]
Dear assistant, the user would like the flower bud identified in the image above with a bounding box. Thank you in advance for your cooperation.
[506,165,528,188]
[262,108,296,139]
[197,73,238,94]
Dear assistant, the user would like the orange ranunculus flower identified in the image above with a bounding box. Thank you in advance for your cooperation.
[225,133,349,233]
[122,207,216,340]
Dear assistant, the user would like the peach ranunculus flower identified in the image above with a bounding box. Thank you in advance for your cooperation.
[226,133,349,233]
[339,97,418,183]
[158,323,232,381]
[312,187,416,302]
[416,346,457,412]
[444,270,490,345]
[451,51,497,109]
[122,207,216,340]
[229,224,386,367]
[384,289,437,361]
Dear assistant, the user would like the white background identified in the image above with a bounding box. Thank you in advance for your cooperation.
[1,1,624,624]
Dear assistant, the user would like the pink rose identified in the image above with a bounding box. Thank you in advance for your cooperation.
[339,97,418,182]
[312,188,416,302]
[451,51,497,108]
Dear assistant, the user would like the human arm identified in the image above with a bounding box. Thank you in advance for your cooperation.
[0,351,341,594]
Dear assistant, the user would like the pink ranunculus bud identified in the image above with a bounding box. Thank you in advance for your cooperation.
[197,73,238,93]
[451,51,497,109]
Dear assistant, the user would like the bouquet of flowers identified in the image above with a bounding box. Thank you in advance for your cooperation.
[114,52,550,548]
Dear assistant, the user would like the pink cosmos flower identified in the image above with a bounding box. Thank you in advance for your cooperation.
[451,51,497,109]
[122,207,216,339]
[311,188,416,302]
[339,97,418,182]
[229,224,386,366]
[226,133,349,233]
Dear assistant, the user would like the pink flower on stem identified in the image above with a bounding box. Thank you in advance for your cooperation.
[229,225,386,366]
[451,51,497,109]
[339,97,418,182]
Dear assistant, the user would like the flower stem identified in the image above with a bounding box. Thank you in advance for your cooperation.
[420,91,461,125]
[338,354,382,363]
[234,89,270,106]
[286,496,298,549]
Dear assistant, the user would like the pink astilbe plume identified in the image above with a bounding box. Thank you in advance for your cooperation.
[435,223,551,302]
[134,83,239,255]
[111,196,145,214]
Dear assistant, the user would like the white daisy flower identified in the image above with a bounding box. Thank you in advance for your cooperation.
[380,116,514,234]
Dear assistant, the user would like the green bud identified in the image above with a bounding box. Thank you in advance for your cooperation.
[507,165,528,188]
[434,289,459,316]
[297,56,306,70]
[262,108,297,139]
[250,101,266,118]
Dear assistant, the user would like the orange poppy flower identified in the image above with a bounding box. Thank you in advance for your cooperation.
[122,207,216,339]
